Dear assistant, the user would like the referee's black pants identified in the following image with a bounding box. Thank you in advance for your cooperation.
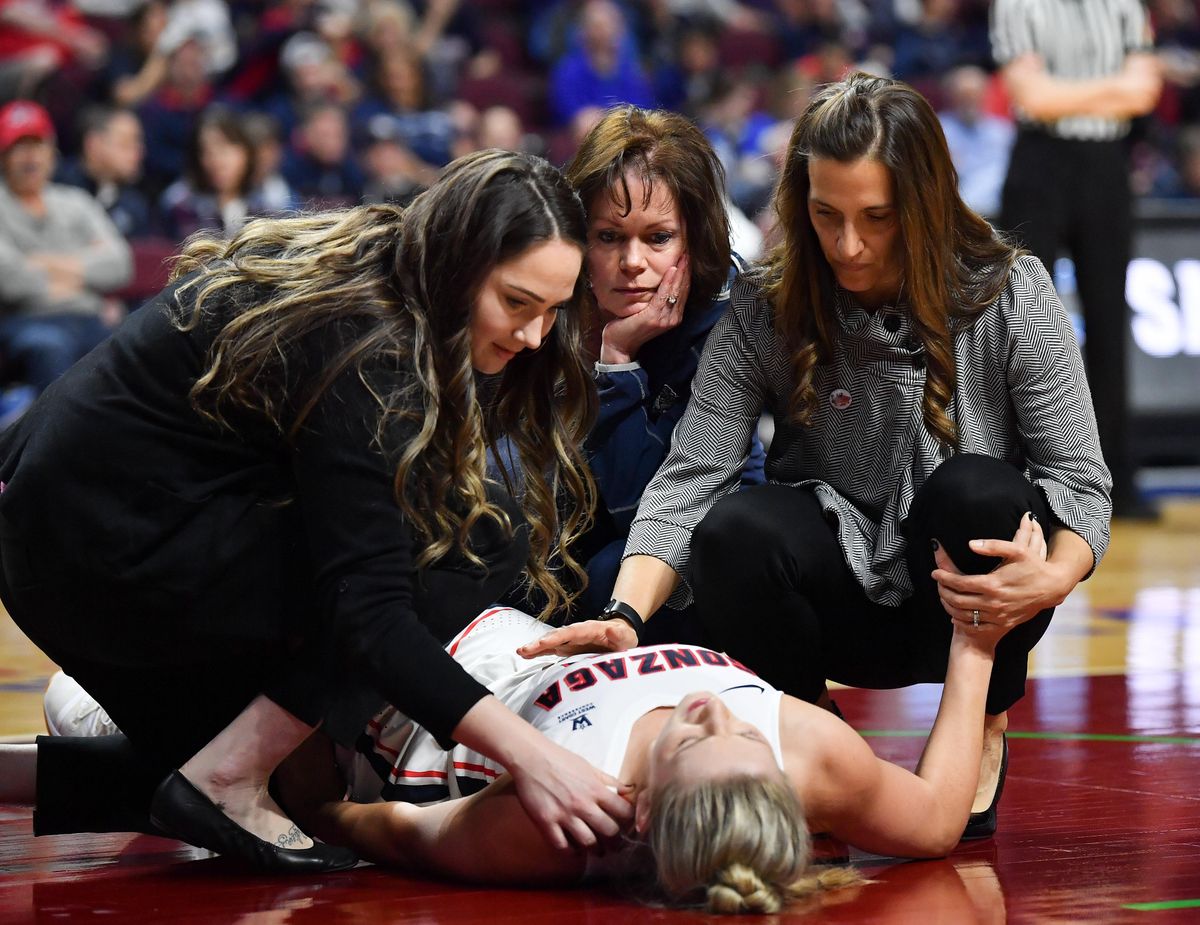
[1000,129,1135,502]
[690,454,1053,716]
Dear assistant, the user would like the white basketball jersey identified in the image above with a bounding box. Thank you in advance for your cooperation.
[344,607,785,804]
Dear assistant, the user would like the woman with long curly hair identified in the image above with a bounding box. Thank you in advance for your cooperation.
[522,73,1111,841]
[0,150,631,871]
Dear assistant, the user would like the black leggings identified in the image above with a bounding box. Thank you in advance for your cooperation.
[5,489,528,836]
[690,454,1054,716]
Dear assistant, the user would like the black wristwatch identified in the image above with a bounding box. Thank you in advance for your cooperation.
[598,598,646,645]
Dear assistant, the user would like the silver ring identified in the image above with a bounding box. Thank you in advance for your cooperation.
[972,609,980,628]
[665,295,678,306]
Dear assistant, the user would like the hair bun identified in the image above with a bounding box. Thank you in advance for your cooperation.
[708,863,783,914]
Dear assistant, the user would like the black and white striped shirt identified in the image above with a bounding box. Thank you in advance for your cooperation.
[625,256,1112,607]
[991,0,1153,141]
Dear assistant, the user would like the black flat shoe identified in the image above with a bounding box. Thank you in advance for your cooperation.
[149,770,359,873]
[962,733,1008,840]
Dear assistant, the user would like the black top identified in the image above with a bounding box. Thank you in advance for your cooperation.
[0,276,490,745]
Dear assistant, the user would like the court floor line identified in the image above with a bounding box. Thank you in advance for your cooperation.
[1123,899,1200,911]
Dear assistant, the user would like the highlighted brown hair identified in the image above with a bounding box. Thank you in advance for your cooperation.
[170,149,597,616]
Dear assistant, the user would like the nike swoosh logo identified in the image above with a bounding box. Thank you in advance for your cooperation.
[720,684,766,694]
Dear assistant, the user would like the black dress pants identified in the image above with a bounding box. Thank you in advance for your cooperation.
[690,454,1054,716]
[1,487,528,836]
[1001,129,1135,502]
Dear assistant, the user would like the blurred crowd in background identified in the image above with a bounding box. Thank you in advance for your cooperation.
[6,0,1200,241]
[1,0,1199,406]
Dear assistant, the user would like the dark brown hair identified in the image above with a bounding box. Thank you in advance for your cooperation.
[187,106,256,197]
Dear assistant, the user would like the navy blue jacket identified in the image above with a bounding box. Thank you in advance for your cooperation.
[587,256,766,535]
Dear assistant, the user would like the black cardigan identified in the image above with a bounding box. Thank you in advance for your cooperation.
[0,277,489,746]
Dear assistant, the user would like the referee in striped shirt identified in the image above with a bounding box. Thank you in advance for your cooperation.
[991,0,1161,518]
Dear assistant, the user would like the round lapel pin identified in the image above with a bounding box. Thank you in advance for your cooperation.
[830,389,852,410]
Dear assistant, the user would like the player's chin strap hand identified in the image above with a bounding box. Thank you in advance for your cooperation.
[516,618,638,659]
[451,696,635,851]
[507,738,635,851]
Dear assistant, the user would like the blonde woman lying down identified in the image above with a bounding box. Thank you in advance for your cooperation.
[267,604,1006,914]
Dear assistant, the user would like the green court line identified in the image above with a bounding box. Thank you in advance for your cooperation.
[859,730,1200,746]
[1123,899,1200,911]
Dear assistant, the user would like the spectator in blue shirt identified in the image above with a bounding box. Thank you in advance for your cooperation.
[137,36,214,197]
[282,103,365,207]
[891,0,990,104]
[550,0,655,126]
[351,50,456,169]
[937,66,1015,218]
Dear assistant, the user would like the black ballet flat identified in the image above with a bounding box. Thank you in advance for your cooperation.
[962,733,1008,841]
[149,770,359,873]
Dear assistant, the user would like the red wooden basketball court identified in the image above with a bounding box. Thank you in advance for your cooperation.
[2,502,1198,923]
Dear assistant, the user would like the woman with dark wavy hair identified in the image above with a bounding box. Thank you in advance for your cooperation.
[159,106,265,241]
[523,73,1111,841]
[0,150,631,871]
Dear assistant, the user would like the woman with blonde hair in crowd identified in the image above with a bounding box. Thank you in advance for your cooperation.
[0,149,631,870]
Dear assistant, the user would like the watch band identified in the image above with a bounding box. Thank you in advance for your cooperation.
[599,598,645,645]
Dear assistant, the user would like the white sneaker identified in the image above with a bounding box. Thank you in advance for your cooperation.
[43,671,120,737]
